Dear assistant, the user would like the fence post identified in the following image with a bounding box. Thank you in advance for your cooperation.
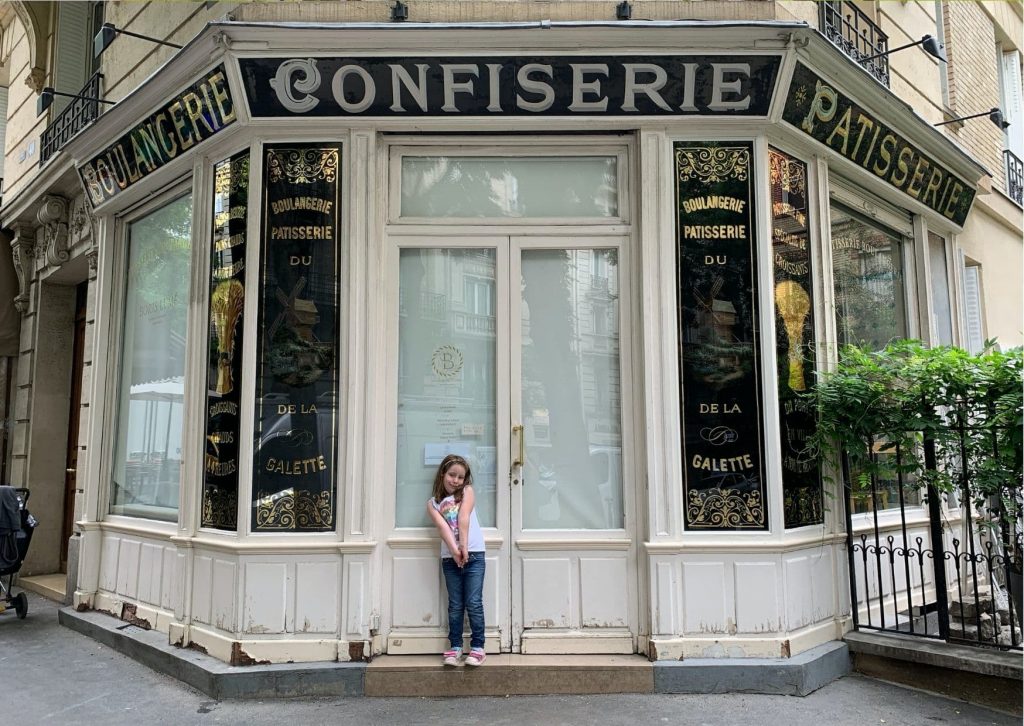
[841,452,860,631]
[924,434,950,640]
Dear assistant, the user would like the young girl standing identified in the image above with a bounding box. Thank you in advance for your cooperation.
[427,454,486,666]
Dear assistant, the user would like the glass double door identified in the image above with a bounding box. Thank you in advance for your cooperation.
[395,234,635,652]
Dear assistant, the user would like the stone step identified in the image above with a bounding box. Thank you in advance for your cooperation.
[365,654,653,696]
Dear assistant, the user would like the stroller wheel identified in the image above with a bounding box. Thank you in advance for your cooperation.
[13,592,27,619]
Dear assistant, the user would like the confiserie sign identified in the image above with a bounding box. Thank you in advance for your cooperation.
[78,65,236,206]
[783,63,975,227]
[240,55,781,117]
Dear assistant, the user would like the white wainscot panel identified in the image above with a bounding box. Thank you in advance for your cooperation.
[652,559,678,635]
[784,555,812,630]
[345,559,366,636]
[683,562,727,633]
[115,539,141,598]
[243,562,287,634]
[99,535,119,592]
[580,557,628,628]
[138,542,165,607]
[485,553,500,629]
[192,554,214,624]
[522,558,572,629]
[295,561,340,634]
[734,561,780,633]
[393,556,441,628]
[161,550,181,612]
[212,558,238,632]
[808,548,835,624]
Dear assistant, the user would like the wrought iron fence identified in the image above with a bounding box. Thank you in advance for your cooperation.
[843,402,1022,651]
[1004,149,1023,206]
[40,73,104,166]
[819,1,890,87]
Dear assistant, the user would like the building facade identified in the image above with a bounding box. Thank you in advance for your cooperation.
[0,1,1020,665]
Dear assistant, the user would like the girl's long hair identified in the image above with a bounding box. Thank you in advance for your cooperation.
[431,454,473,503]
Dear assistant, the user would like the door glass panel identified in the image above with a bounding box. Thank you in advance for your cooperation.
[520,249,623,530]
[401,156,618,218]
[395,248,497,527]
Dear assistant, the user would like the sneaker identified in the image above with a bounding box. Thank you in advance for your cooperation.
[442,648,462,666]
[465,648,486,666]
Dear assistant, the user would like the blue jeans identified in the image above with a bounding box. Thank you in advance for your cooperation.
[441,552,485,650]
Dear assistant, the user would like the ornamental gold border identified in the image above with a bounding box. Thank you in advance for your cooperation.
[675,146,749,184]
[686,487,765,529]
[201,487,238,529]
[267,148,339,185]
[254,489,334,530]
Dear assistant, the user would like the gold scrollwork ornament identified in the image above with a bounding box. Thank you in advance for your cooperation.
[267,148,339,185]
[202,487,238,529]
[687,487,765,528]
[676,146,749,183]
[255,489,333,530]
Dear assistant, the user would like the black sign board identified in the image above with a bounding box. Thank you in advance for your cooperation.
[253,144,341,532]
[79,65,236,207]
[675,141,766,530]
[769,148,823,529]
[783,63,975,227]
[202,151,249,531]
[240,55,781,117]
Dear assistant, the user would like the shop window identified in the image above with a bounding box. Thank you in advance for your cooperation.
[927,232,954,346]
[830,203,909,350]
[109,193,193,521]
[770,148,822,528]
[399,155,619,219]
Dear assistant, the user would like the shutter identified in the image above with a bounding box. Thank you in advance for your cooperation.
[52,2,91,116]
[1002,50,1023,159]
[962,265,984,354]
[0,86,8,181]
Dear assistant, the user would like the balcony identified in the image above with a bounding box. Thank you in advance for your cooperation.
[819,1,890,87]
[40,72,104,166]
[1005,150,1024,207]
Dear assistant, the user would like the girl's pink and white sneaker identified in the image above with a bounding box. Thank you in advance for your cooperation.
[442,648,462,666]
[465,648,486,666]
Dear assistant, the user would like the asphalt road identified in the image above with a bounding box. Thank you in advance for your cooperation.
[1,591,1017,726]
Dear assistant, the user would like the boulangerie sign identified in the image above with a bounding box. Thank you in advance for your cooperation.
[239,55,782,117]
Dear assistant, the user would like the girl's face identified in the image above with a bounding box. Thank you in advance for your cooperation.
[442,463,467,495]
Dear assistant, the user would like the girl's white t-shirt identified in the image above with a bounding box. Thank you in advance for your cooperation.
[429,493,485,558]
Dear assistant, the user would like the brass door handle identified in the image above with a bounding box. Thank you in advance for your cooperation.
[512,424,524,468]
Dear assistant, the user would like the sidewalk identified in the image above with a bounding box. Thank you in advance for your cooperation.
[1,592,1018,726]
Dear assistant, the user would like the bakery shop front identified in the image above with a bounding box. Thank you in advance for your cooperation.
[54,19,986,664]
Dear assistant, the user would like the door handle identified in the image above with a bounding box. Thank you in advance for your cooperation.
[512,424,524,468]
[66,468,76,473]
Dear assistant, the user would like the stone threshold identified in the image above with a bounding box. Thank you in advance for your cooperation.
[59,606,849,699]
[17,574,68,604]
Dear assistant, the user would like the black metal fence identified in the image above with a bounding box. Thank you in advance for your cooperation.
[843,408,1022,651]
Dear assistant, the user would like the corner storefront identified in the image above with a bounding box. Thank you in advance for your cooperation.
[14,20,989,665]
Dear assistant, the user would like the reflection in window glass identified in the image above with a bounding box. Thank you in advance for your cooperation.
[110,194,193,520]
[830,204,908,350]
[395,249,497,528]
[521,249,623,530]
[928,232,953,346]
[401,156,618,218]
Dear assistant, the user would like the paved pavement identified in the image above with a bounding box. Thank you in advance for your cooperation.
[1,592,1017,726]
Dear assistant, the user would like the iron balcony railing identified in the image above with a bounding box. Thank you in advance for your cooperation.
[1004,149,1024,206]
[820,1,890,87]
[40,72,104,166]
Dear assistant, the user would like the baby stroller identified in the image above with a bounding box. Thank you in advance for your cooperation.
[1,487,37,619]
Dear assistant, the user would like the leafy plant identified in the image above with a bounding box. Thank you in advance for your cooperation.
[805,340,1023,568]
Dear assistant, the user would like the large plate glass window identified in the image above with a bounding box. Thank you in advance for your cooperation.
[830,203,908,350]
[110,193,193,520]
